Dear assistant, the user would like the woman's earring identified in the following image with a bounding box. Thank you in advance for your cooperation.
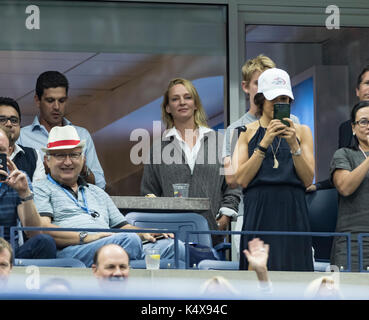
[353,132,356,136]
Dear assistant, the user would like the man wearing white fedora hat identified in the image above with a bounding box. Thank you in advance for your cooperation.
[17,71,106,189]
[33,125,185,267]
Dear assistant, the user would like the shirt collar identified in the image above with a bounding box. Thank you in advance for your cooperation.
[32,116,71,129]
[31,116,41,129]
[164,126,212,141]
[11,144,25,159]
[57,176,88,197]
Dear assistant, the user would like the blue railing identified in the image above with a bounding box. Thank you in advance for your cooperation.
[185,230,352,271]
[10,226,181,268]
[0,226,3,238]
[7,227,353,271]
[357,233,369,272]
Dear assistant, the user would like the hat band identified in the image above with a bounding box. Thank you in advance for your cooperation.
[47,139,81,149]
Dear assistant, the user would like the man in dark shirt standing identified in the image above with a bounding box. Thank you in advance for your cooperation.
[307,65,369,191]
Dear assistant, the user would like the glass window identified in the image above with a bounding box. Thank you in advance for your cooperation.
[0,1,228,195]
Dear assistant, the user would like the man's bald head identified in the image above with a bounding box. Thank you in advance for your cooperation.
[92,244,130,280]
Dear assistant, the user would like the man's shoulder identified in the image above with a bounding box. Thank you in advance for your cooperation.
[72,124,89,132]
[19,123,34,134]
[85,183,109,198]
[65,120,91,136]
[227,112,257,129]
[339,119,351,129]
[86,182,105,192]
[20,116,39,131]
[16,143,37,154]
[20,123,33,130]
[227,115,247,130]
[33,178,53,191]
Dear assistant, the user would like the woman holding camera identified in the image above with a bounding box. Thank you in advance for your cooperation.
[233,68,314,271]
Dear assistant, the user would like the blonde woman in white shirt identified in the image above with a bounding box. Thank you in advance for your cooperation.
[141,78,240,246]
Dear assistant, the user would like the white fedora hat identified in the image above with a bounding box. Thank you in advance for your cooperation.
[42,125,85,152]
[257,68,294,101]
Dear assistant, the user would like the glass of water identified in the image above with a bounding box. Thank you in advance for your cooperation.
[172,183,189,197]
[144,248,161,270]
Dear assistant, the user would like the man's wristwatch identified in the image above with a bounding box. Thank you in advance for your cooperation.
[20,192,34,203]
[79,231,88,244]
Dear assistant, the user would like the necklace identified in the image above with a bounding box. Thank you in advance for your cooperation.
[270,138,282,169]
[359,145,369,159]
[259,120,282,169]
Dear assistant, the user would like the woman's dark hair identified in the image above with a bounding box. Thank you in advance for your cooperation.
[349,100,369,150]
[350,100,369,124]
[254,93,266,117]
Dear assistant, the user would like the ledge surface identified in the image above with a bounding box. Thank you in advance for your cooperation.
[110,196,210,212]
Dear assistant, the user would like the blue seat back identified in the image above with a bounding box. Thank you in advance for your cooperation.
[125,212,212,247]
[14,258,86,268]
[306,188,338,261]
[198,260,238,270]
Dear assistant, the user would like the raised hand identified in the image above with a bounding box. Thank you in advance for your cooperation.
[3,158,31,198]
[243,238,269,272]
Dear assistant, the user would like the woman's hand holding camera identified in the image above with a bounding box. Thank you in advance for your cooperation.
[260,119,287,147]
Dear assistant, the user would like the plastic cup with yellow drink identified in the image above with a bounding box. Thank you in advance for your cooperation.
[144,248,161,270]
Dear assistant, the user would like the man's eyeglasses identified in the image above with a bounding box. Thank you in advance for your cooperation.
[48,152,82,161]
[0,116,20,126]
[354,118,369,128]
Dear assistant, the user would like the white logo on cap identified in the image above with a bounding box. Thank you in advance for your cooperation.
[272,77,286,86]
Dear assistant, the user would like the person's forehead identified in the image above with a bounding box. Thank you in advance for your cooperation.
[42,87,67,98]
[356,106,369,118]
[101,256,128,265]
[169,84,191,96]
[99,247,129,265]
[251,70,262,81]
[0,249,11,261]
[361,71,369,82]
[0,105,19,117]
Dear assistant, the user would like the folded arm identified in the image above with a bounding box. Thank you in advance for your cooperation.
[333,157,369,196]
